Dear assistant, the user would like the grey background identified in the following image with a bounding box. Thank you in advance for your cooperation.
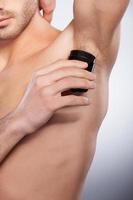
[52,1,133,200]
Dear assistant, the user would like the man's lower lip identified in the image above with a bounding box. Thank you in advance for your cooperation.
[0,18,11,27]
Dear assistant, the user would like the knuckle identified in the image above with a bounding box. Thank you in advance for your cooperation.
[80,97,87,104]
[70,60,79,64]
[34,75,52,88]
[92,73,97,79]
[80,96,90,104]
[42,85,55,96]
[71,60,83,65]
[60,59,78,66]
[80,70,87,77]
[70,96,77,104]
[90,82,96,88]
[73,60,88,67]
[70,96,87,104]
[83,79,90,87]
[89,72,97,79]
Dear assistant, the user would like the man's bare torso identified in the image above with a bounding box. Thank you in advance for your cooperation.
[0,21,109,200]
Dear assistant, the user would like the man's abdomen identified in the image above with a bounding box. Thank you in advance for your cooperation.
[0,76,108,200]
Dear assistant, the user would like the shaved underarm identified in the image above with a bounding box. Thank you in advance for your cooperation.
[72,0,129,69]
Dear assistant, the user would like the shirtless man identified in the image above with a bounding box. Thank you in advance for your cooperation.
[0,0,129,199]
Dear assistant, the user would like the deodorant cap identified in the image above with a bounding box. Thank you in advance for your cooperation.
[68,50,96,72]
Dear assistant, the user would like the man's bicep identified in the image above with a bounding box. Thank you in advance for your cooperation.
[73,0,129,52]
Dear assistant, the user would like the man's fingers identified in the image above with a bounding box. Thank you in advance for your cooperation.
[43,10,53,22]
[39,0,56,22]
[41,0,56,13]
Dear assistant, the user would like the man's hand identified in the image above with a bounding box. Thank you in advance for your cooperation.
[39,0,56,22]
[12,60,96,134]
[0,60,96,164]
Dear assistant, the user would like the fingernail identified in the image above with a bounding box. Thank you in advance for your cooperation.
[82,63,88,68]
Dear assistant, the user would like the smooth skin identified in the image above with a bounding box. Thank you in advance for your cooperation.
[0,59,95,163]
[0,0,129,200]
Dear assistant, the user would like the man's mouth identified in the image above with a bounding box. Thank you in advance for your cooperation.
[0,17,11,22]
[0,17,12,28]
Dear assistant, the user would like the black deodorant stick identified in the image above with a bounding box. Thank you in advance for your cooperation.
[68,50,96,93]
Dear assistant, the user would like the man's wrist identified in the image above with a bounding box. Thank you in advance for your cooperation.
[0,113,27,137]
[8,111,37,135]
[0,113,27,163]
[9,115,27,137]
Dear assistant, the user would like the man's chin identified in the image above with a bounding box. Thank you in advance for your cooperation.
[0,32,20,41]
[0,27,22,41]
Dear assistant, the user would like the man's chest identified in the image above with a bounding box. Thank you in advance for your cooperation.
[0,68,33,118]
[0,28,74,119]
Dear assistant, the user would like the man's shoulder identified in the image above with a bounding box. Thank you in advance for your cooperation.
[32,22,75,68]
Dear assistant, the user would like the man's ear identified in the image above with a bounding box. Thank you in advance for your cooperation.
[39,0,56,22]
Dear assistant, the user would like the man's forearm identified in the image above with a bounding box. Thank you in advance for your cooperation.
[0,114,26,164]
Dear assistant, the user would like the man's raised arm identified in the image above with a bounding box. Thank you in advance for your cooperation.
[73,0,129,66]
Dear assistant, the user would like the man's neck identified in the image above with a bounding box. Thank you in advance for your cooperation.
[0,11,60,71]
